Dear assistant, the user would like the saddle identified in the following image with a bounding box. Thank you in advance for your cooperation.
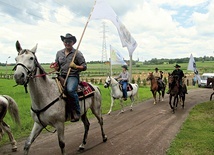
[119,83,133,91]
[55,76,95,121]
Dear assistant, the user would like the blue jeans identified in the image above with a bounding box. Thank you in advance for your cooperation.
[120,81,128,98]
[66,76,80,115]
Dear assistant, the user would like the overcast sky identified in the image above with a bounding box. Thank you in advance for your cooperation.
[0,0,214,64]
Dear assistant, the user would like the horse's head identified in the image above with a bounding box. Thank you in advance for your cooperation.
[207,77,214,87]
[13,41,38,85]
[168,74,179,85]
[146,72,154,81]
[104,76,111,88]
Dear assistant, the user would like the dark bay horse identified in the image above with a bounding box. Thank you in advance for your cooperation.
[207,77,214,100]
[146,72,165,104]
[168,74,180,113]
[0,95,20,152]
[13,41,107,155]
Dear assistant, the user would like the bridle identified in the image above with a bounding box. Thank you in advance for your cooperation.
[104,78,111,88]
[12,50,47,93]
[104,77,118,88]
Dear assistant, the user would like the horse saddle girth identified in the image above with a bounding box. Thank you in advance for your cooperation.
[55,76,95,101]
[119,83,133,91]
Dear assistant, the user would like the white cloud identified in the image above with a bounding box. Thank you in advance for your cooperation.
[0,0,213,64]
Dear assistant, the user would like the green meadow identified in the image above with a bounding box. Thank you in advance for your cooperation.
[0,78,152,145]
[0,61,213,154]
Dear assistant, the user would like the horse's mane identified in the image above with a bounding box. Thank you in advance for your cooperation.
[34,56,47,79]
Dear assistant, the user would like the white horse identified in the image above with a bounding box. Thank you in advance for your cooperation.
[13,41,107,155]
[0,95,20,152]
[104,76,139,114]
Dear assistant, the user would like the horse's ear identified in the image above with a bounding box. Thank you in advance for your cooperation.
[16,40,22,52]
[31,43,38,53]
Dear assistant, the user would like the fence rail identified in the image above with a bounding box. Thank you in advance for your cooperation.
[0,73,196,87]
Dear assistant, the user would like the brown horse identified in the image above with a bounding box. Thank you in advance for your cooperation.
[146,72,165,104]
[0,95,20,152]
[207,77,214,100]
[168,74,180,113]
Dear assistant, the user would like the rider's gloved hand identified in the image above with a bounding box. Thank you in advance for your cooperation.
[69,62,77,69]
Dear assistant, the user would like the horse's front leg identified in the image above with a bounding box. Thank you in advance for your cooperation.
[24,122,43,155]
[152,91,157,104]
[158,91,161,102]
[55,122,66,155]
[169,95,173,110]
[129,96,134,111]
[119,99,124,113]
[210,92,214,101]
[2,121,17,152]
[107,97,115,115]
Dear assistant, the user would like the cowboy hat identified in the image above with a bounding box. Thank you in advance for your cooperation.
[60,33,77,44]
[121,65,128,70]
[174,64,181,68]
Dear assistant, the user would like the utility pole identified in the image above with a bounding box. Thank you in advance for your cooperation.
[6,56,10,78]
[100,22,108,72]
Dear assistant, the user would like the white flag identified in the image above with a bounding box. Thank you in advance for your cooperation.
[110,46,127,65]
[90,0,137,56]
[187,54,201,84]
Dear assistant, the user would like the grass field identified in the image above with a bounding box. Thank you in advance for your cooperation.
[0,61,213,154]
[0,79,152,145]
[1,61,213,76]
[167,101,214,155]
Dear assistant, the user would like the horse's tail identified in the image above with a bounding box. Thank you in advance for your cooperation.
[3,95,20,125]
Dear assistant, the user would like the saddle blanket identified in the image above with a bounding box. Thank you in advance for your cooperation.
[77,82,95,100]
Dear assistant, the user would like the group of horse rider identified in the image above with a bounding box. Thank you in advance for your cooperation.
[51,32,188,122]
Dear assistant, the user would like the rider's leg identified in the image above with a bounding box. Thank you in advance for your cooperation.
[66,76,80,121]
[122,81,128,100]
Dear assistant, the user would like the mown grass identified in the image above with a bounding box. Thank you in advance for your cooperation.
[167,101,214,155]
[0,79,152,146]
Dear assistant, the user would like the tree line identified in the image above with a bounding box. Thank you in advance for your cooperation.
[0,56,213,66]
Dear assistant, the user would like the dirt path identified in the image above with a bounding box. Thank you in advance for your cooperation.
[1,88,213,155]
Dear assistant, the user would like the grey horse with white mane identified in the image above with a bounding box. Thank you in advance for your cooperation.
[13,41,107,155]
[104,76,139,114]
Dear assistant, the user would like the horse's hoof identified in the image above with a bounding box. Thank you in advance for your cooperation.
[79,144,85,150]
[103,135,108,142]
[12,147,17,152]
[130,108,133,111]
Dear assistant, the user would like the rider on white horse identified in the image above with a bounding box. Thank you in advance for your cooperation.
[115,65,129,101]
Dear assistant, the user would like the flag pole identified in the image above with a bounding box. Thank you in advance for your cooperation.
[129,54,132,82]
[110,45,112,76]
[63,0,97,87]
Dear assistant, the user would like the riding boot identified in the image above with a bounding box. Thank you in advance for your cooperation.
[71,96,80,122]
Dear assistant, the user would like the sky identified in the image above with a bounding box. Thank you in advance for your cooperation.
[0,0,214,64]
